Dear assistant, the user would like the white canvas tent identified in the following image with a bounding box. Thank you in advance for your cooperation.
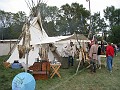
[7,24,89,66]
[7,15,73,66]
[6,0,90,67]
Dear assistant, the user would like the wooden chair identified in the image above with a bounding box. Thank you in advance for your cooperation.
[29,61,50,80]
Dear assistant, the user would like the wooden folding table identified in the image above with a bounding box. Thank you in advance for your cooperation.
[50,63,61,78]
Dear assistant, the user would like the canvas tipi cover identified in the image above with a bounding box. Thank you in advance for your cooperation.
[7,15,49,66]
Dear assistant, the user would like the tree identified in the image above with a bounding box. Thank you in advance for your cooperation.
[58,3,90,35]
[104,6,120,28]
[104,6,120,42]
[0,10,26,39]
[12,11,26,25]
[114,9,120,26]
[107,25,120,44]
[91,12,108,40]
[25,3,90,36]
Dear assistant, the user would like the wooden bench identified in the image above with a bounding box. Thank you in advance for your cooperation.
[29,60,50,80]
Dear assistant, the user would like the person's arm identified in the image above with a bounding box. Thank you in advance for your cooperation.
[89,46,93,59]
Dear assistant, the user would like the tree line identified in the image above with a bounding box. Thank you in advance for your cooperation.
[0,3,120,44]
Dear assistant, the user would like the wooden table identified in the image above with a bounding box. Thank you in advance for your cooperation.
[50,63,61,78]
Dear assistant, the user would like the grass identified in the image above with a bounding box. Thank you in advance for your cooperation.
[0,53,120,90]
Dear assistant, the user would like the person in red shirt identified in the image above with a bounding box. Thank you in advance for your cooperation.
[106,42,114,73]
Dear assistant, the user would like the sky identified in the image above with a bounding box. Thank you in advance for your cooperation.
[0,0,120,17]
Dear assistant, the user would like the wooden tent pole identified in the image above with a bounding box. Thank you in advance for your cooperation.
[25,49,29,72]
[75,58,81,74]
[74,32,82,75]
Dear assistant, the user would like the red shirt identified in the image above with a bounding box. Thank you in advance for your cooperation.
[106,45,114,57]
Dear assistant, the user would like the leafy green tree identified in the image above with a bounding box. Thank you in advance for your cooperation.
[113,9,120,26]
[0,10,26,39]
[91,12,108,40]
[0,10,12,28]
[12,11,26,25]
[27,3,90,36]
[56,16,68,35]
[104,6,120,28]
[104,6,120,42]
[107,25,120,44]
[58,3,90,35]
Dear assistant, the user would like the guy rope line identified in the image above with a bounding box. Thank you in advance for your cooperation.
[49,67,88,90]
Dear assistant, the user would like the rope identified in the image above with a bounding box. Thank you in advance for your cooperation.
[49,67,87,90]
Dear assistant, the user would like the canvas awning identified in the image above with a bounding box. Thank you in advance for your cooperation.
[37,35,73,44]
[37,33,89,44]
[57,33,88,42]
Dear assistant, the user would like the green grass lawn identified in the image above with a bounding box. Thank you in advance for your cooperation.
[0,53,120,90]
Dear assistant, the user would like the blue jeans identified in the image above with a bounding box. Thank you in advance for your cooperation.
[106,56,113,71]
[68,56,74,66]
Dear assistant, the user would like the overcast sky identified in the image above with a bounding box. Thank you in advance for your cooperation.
[0,0,120,16]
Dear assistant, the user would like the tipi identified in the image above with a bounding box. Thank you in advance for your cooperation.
[7,0,52,66]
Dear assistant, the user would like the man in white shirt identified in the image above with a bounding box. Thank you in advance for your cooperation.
[66,42,76,66]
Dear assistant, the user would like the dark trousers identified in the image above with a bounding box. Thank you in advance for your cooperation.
[68,56,74,66]
[90,59,96,72]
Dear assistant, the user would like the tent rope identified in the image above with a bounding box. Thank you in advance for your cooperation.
[49,67,87,90]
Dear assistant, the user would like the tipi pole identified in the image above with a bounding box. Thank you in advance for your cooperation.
[75,58,81,75]
[74,32,82,75]
[25,49,29,72]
